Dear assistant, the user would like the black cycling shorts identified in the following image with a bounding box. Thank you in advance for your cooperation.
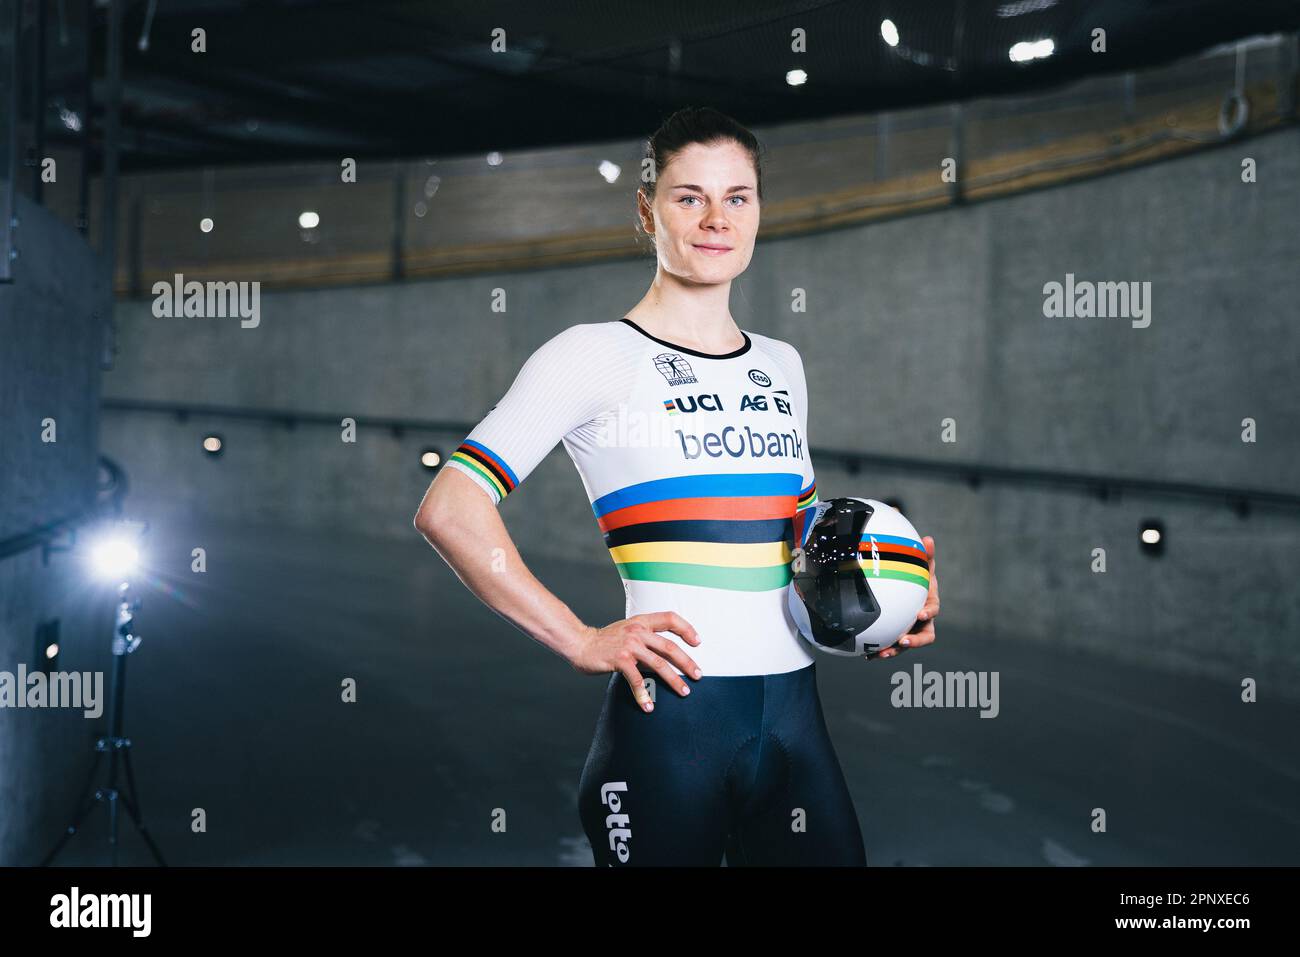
[577,661,866,866]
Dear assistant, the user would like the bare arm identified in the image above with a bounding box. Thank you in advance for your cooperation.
[413,465,703,710]
[413,465,593,662]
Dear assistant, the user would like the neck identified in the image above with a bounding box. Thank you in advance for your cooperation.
[625,268,742,353]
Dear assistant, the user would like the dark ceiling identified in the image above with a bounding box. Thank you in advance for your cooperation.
[30,0,1300,172]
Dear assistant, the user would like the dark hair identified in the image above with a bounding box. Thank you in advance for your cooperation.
[640,106,766,204]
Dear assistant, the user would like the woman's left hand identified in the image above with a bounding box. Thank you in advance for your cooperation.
[867,535,939,661]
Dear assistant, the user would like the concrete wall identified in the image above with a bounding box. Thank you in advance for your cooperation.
[0,193,111,865]
[98,126,1300,695]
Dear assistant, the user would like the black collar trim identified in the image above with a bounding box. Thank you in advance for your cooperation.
[618,317,752,359]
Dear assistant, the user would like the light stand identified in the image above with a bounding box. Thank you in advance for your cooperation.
[43,578,166,866]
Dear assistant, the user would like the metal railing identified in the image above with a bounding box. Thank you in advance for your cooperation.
[99,399,1300,517]
[0,455,129,563]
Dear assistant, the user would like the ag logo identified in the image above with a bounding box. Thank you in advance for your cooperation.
[748,368,771,387]
[654,352,698,387]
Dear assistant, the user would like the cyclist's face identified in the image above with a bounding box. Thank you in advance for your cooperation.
[641,140,759,286]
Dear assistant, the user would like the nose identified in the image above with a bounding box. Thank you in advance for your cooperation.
[700,205,730,231]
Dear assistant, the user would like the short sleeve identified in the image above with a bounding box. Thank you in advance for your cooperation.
[788,347,819,547]
[444,324,615,505]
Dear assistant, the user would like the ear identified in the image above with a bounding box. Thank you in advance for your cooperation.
[636,188,655,235]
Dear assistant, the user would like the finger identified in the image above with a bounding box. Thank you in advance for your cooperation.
[634,642,693,697]
[636,611,701,646]
[644,634,703,682]
[916,568,940,621]
[618,662,654,712]
[903,622,936,647]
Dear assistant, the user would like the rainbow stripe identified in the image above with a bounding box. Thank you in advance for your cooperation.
[795,480,817,511]
[593,472,803,592]
[449,440,518,502]
[793,480,818,545]
[857,533,931,588]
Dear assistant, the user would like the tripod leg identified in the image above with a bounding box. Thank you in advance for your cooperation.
[40,749,105,866]
[120,749,168,866]
[108,790,120,867]
[117,793,168,866]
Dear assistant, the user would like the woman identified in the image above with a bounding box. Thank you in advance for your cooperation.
[414,107,940,866]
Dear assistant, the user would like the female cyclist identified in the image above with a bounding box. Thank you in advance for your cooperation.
[414,106,940,866]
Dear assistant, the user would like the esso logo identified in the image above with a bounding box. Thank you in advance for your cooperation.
[748,369,771,387]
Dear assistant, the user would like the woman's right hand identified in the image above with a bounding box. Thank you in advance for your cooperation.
[570,612,702,712]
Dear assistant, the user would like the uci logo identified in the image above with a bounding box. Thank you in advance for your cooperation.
[748,369,771,387]
[600,781,631,863]
[664,393,724,414]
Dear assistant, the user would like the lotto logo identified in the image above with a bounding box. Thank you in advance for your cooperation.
[601,781,631,863]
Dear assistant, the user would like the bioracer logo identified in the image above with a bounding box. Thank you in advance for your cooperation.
[601,781,631,863]
[652,353,697,386]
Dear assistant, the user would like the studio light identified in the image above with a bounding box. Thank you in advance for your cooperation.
[785,69,808,86]
[880,19,900,47]
[421,448,442,469]
[88,536,139,582]
[1009,38,1055,63]
[200,217,214,233]
[1140,520,1165,556]
[298,210,320,229]
[35,619,60,673]
[598,160,621,183]
[46,519,165,866]
[84,520,148,585]
[203,434,224,455]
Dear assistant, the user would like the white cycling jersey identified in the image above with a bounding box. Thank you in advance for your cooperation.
[445,317,819,676]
